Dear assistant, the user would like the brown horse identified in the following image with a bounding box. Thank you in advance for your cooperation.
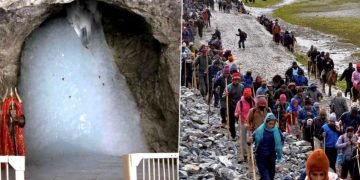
[322,70,337,96]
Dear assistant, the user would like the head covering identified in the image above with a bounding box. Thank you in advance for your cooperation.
[230,64,238,73]
[280,94,287,103]
[306,149,329,179]
[307,119,313,126]
[287,98,300,113]
[223,65,230,74]
[328,113,336,122]
[256,95,267,106]
[232,72,241,80]
[314,102,320,108]
[254,113,283,161]
[288,82,296,88]
[244,88,252,97]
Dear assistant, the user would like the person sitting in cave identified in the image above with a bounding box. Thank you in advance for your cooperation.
[1,87,26,156]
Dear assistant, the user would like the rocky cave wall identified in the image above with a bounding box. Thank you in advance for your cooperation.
[0,0,180,152]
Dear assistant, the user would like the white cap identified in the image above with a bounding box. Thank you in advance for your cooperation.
[329,113,337,121]
[307,119,313,126]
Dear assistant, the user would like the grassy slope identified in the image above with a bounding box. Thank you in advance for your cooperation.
[245,0,282,8]
[273,0,360,47]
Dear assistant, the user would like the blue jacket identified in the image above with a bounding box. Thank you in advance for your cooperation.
[182,30,189,40]
[256,87,268,96]
[298,107,316,126]
[243,75,253,88]
[253,129,284,156]
[311,106,319,117]
[208,65,222,80]
[293,75,308,86]
[321,124,340,148]
[339,112,360,133]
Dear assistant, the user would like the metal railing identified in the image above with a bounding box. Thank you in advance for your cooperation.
[0,156,25,180]
[123,153,178,180]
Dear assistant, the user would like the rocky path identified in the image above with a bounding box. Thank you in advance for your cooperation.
[247,0,360,72]
[180,7,352,180]
[199,8,347,109]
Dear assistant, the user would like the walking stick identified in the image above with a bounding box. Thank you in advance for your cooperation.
[252,85,256,98]
[250,140,256,180]
[308,59,311,80]
[206,51,211,125]
[195,65,199,90]
[315,61,317,79]
[192,68,195,89]
[357,148,360,176]
[277,106,280,127]
[184,59,187,88]
[238,115,242,162]
[323,138,326,152]
[225,78,230,139]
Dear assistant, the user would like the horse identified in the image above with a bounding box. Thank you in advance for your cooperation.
[321,69,337,96]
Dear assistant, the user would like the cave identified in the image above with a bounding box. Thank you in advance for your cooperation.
[0,0,179,179]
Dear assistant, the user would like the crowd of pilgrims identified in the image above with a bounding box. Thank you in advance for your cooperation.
[181,1,360,179]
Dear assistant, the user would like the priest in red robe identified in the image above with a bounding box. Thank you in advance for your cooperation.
[1,87,26,156]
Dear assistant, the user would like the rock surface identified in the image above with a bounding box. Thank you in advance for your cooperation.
[0,0,180,152]
[179,87,311,179]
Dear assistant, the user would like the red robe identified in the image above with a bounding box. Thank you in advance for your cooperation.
[1,97,25,156]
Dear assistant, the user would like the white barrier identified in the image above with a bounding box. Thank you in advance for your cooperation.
[123,153,178,180]
[0,156,25,180]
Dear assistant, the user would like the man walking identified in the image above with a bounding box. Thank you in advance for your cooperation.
[226,72,244,141]
[236,28,247,49]
[339,63,355,98]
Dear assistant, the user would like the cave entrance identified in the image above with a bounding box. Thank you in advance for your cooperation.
[17,1,156,179]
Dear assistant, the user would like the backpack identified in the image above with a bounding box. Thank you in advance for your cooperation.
[240,98,255,112]
[241,31,247,39]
